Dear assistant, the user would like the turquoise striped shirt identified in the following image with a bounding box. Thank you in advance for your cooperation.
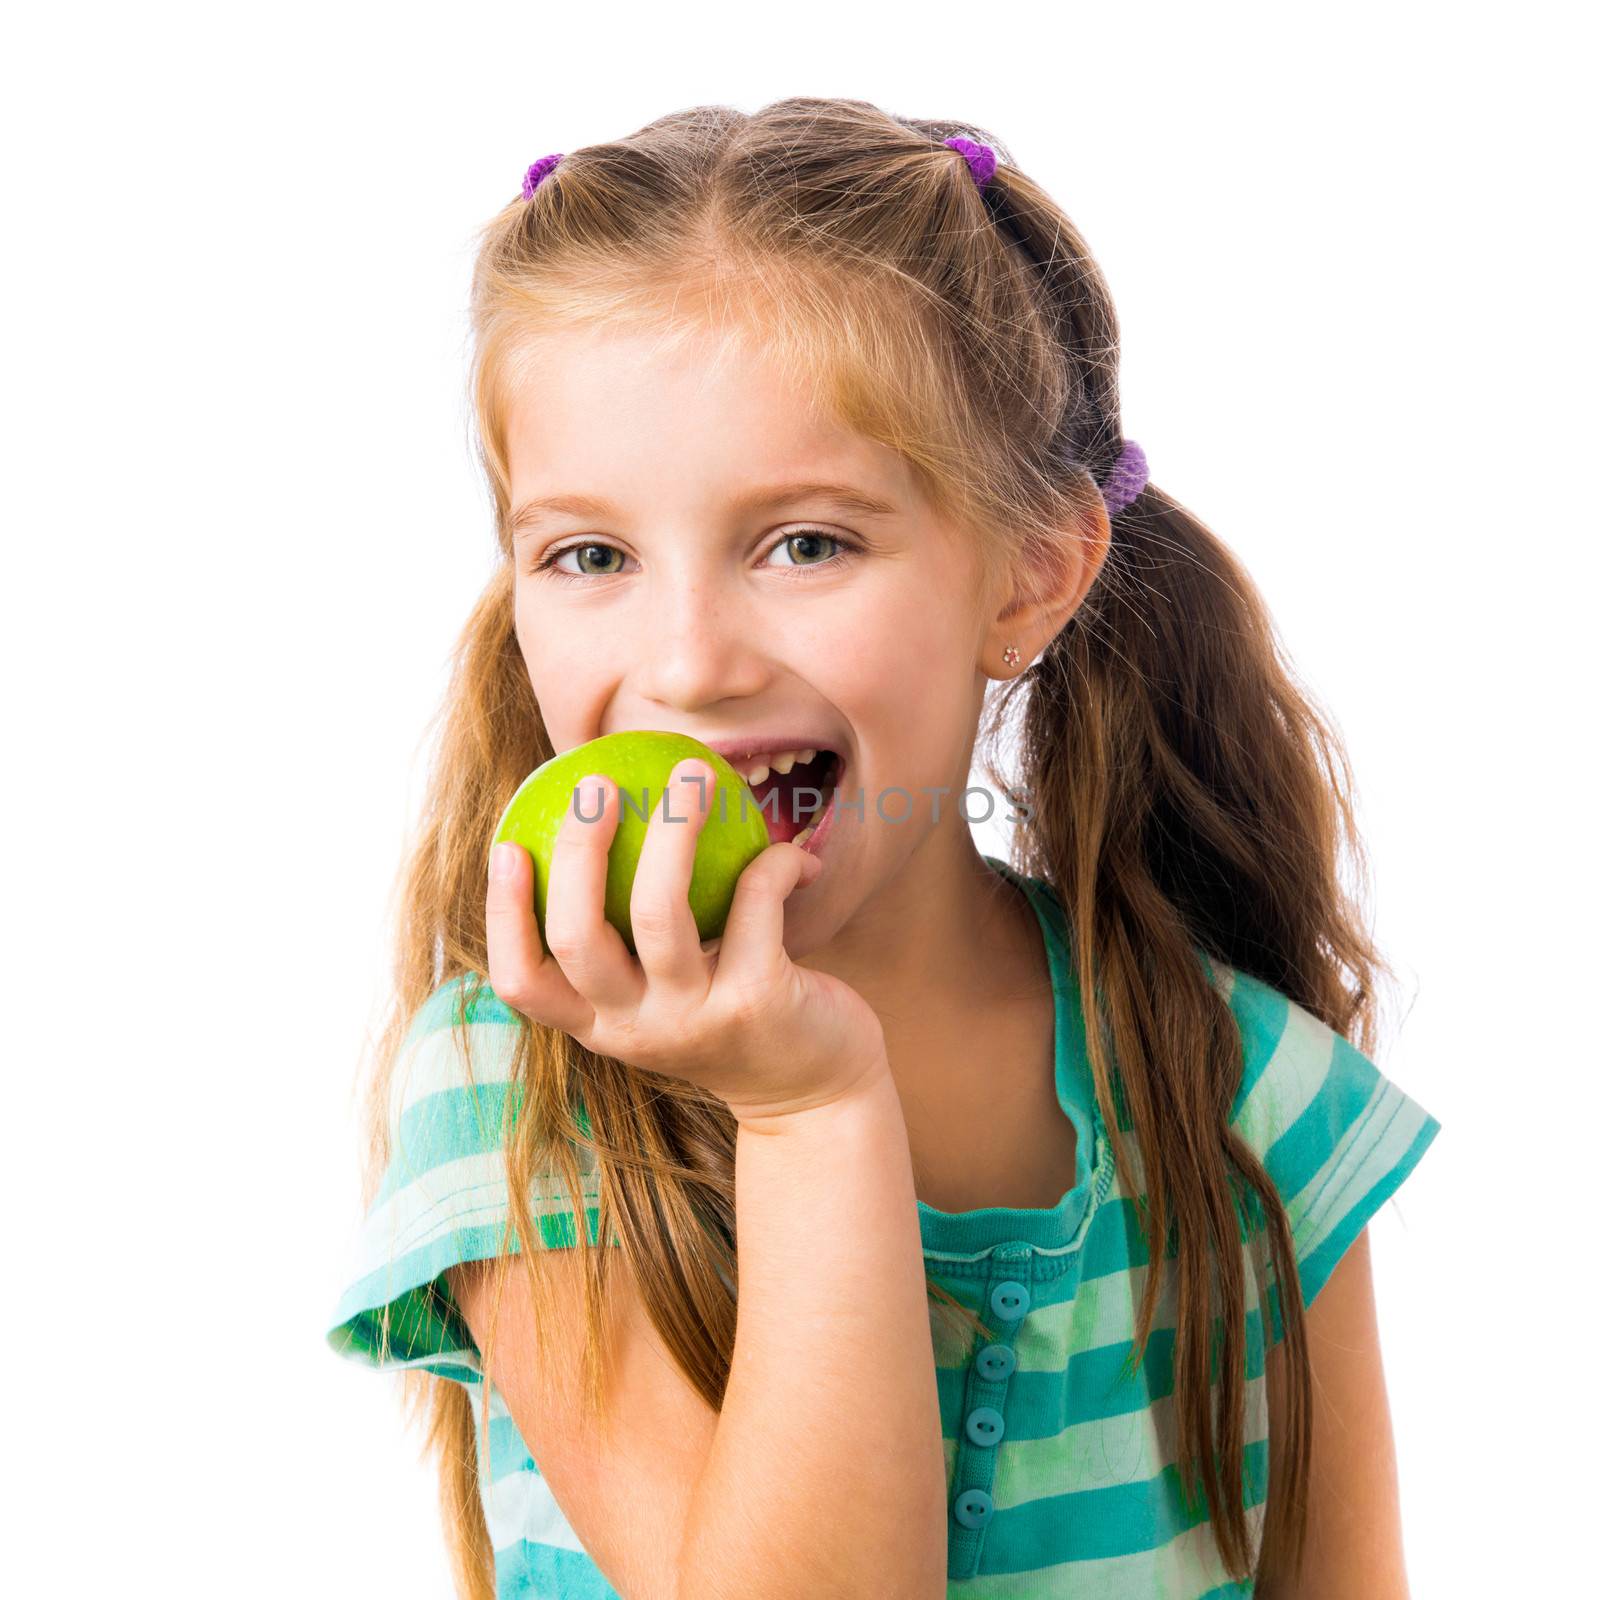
[326,854,1442,1596]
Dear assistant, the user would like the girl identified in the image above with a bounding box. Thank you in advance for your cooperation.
[327,98,1440,1599]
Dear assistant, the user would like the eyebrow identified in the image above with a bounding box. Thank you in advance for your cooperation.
[508,481,899,536]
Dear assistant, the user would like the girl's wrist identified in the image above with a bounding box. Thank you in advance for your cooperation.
[730,1050,897,1135]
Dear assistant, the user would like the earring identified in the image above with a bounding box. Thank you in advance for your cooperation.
[1002,646,1021,669]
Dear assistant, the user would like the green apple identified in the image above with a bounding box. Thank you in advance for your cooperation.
[492,731,772,955]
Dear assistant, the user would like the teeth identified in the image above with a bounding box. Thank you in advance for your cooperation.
[735,747,826,784]
[794,822,817,847]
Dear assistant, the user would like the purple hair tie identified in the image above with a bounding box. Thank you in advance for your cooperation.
[522,153,564,199]
[1100,439,1149,517]
[943,136,997,192]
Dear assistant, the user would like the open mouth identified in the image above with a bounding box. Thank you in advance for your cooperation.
[743,748,844,845]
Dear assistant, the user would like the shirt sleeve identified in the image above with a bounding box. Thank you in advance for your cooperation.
[1217,961,1443,1343]
[323,973,616,1385]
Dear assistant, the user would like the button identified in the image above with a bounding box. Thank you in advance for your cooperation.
[953,1488,993,1529]
[964,1405,1005,1447]
[989,1279,1030,1321]
[976,1342,1015,1381]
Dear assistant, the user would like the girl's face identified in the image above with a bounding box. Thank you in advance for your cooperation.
[503,323,1005,942]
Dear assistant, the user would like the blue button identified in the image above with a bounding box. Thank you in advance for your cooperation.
[990,1279,1030,1321]
[976,1342,1015,1381]
[953,1488,993,1529]
[964,1405,1005,1447]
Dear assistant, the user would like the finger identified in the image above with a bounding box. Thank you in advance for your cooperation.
[541,772,642,1012]
[709,841,822,996]
[629,758,719,993]
[484,839,594,1037]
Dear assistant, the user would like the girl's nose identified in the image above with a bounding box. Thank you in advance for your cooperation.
[637,585,768,711]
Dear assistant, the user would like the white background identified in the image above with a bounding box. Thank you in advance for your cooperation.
[6,2,1593,1592]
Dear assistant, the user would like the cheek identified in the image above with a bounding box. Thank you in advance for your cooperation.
[513,588,567,663]
[870,593,973,682]
[807,581,944,667]
[801,586,973,697]
[511,606,539,681]
[511,597,572,705]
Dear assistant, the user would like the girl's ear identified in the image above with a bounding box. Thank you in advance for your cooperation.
[980,502,1111,678]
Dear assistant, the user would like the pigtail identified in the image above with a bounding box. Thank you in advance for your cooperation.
[999,474,1385,1581]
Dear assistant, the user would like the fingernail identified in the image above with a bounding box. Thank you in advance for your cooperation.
[490,842,516,881]
[577,774,606,811]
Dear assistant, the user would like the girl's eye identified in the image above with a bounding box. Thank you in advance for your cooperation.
[538,542,625,578]
[768,530,847,570]
[529,529,856,582]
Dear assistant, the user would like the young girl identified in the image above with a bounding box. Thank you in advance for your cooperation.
[327,98,1441,1599]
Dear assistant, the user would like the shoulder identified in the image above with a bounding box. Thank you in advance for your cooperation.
[386,971,603,1195]
[1214,961,1350,1130]
[1207,959,1443,1322]
[325,974,606,1380]
[1207,960,1413,1146]
[388,971,522,1127]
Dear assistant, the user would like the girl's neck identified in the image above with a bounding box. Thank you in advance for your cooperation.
[794,827,1051,1076]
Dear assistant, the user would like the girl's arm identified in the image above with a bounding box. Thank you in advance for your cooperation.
[450,1058,948,1600]
[1255,1227,1413,1599]
[676,1062,949,1599]
[471,785,947,1595]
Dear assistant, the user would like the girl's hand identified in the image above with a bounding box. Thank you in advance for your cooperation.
[485,759,888,1125]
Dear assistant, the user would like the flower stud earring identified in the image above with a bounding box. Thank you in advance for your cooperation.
[1002,646,1021,669]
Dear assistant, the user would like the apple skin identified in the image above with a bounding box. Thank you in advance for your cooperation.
[492,731,773,956]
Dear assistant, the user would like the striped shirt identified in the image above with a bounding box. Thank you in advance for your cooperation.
[326,853,1442,1597]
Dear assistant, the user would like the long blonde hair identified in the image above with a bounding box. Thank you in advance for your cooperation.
[355,96,1392,1595]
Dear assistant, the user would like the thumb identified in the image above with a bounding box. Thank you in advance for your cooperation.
[795,844,824,887]
[715,841,821,977]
